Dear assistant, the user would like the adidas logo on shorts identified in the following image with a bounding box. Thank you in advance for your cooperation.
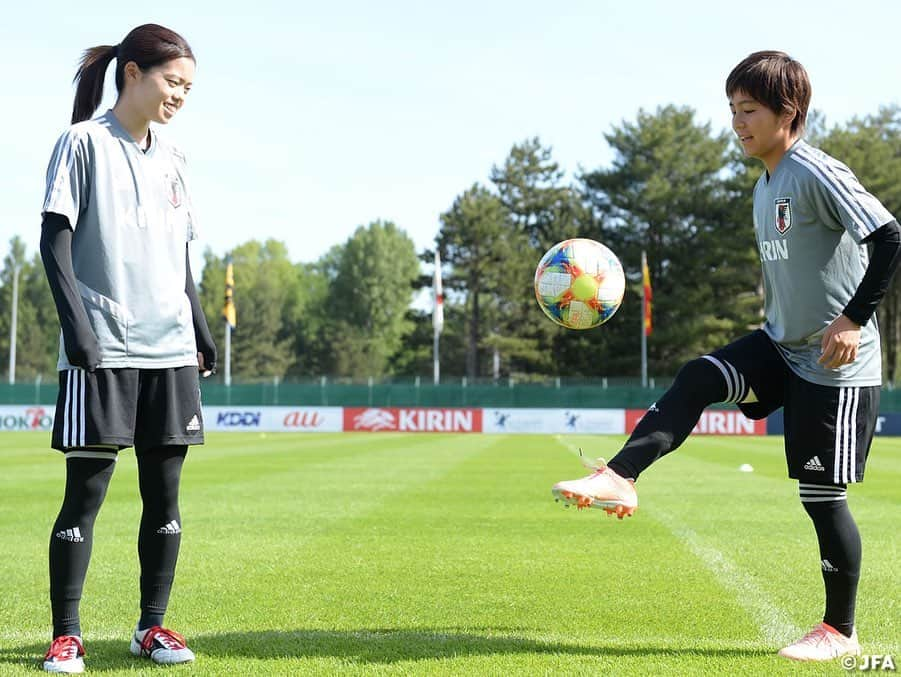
[186,415,201,432]
[803,456,826,472]
[55,527,85,543]
[157,520,181,535]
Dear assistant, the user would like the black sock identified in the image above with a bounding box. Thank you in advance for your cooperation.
[49,456,116,638]
[607,357,737,480]
[800,485,861,638]
[137,446,187,630]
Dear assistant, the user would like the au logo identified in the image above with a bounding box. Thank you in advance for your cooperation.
[774,197,792,235]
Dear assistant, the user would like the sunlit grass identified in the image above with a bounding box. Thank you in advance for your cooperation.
[1,432,897,675]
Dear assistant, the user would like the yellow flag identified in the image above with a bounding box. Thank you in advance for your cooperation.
[642,251,652,337]
[222,257,236,328]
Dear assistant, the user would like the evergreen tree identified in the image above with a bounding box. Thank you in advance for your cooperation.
[0,238,58,381]
[322,221,420,378]
[284,260,331,378]
[581,105,761,376]
[489,139,593,378]
[437,185,524,379]
[490,137,584,246]
[198,240,302,380]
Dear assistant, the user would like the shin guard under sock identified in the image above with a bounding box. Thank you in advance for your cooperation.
[137,446,187,630]
[800,484,860,638]
[49,456,116,637]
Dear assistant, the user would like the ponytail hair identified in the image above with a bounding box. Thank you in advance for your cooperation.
[72,46,118,124]
[71,24,194,124]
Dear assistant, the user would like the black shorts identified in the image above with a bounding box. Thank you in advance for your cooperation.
[52,366,204,454]
[707,330,879,485]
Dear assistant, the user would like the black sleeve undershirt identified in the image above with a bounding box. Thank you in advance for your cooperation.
[843,219,901,326]
[185,250,217,372]
[40,212,100,371]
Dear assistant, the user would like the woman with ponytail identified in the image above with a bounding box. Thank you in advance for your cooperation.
[40,24,216,673]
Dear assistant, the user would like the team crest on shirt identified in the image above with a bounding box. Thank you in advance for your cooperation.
[166,175,183,208]
[774,197,792,235]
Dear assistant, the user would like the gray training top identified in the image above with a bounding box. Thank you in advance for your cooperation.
[42,110,199,370]
[753,139,894,387]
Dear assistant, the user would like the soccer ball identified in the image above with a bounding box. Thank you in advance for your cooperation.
[534,238,625,329]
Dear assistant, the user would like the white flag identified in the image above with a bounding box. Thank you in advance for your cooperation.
[433,250,444,333]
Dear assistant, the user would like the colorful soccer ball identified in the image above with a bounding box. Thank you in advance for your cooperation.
[534,238,625,330]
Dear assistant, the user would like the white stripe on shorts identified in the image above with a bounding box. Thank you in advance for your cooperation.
[62,370,72,447]
[832,387,860,485]
[847,387,860,485]
[78,370,86,447]
[834,388,845,484]
[62,369,87,449]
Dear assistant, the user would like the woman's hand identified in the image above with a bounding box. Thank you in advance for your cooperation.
[818,314,862,369]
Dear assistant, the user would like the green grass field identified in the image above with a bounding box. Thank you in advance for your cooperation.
[0,431,898,675]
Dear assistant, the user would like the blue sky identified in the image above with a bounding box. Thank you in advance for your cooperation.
[1,0,899,276]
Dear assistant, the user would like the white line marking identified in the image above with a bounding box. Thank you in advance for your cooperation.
[554,436,801,645]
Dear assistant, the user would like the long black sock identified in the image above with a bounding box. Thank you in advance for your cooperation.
[800,484,861,638]
[49,456,116,638]
[137,446,187,630]
[607,357,740,480]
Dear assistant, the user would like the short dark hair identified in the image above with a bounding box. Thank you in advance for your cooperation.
[71,24,194,124]
[725,51,811,135]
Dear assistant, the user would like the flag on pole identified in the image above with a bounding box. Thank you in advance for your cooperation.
[223,256,237,329]
[433,251,444,333]
[641,250,652,336]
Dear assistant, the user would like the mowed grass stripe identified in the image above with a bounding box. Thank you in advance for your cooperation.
[652,448,901,655]
[1,432,897,675]
[552,435,802,645]
[300,435,762,644]
[176,433,501,633]
[556,434,899,654]
[0,433,495,637]
[184,432,498,527]
[648,515,801,646]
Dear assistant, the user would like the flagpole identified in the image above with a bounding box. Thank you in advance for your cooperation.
[224,324,231,387]
[433,327,439,385]
[640,250,648,388]
[433,251,444,385]
[8,264,20,384]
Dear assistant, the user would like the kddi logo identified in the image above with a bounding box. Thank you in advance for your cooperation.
[216,411,261,427]
[0,406,54,431]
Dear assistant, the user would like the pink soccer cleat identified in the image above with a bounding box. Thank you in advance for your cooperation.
[778,622,860,661]
[552,454,637,519]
